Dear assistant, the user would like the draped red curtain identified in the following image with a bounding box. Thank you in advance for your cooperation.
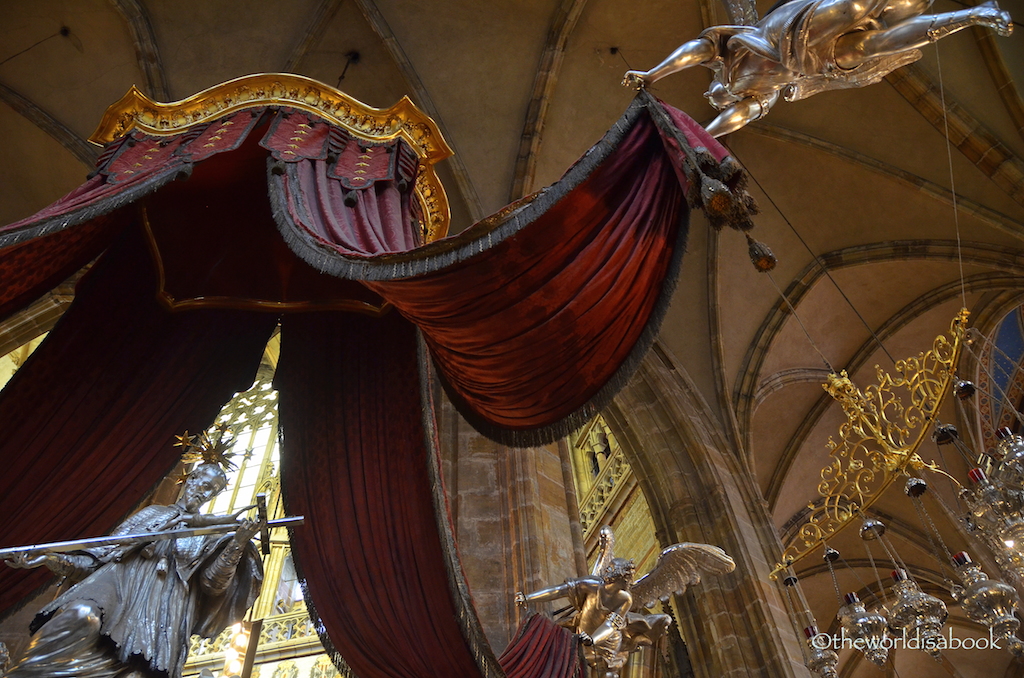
[499,615,584,678]
[0,227,276,612]
[0,92,744,678]
[365,112,687,444]
[275,310,501,678]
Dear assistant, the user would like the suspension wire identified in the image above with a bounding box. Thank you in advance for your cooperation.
[863,540,890,608]
[953,395,983,460]
[932,437,969,513]
[835,549,884,607]
[909,493,956,588]
[765,270,836,372]
[0,30,61,68]
[874,527,911,576]
[854,507,892,608]
[781,581,812,662]
[934,40,968,310]
[746,170,898,366]
[968,326,1024,409]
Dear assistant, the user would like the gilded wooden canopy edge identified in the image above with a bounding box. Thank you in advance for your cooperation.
[87,74,453,160]
[88,74,453,240]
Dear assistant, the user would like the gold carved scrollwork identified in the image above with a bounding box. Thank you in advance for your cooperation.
[88,74,453,241]
[772,309,969,577]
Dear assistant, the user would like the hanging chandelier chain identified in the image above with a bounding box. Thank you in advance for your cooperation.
[862,541,889,608]
[823,545,843,602]
[933,434,969,515]
[909,493,956,588]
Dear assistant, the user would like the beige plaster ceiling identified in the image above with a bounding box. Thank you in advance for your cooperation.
[2,1,1023,676]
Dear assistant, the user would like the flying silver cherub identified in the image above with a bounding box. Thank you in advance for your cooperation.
[623,0,1013,137]
[515,527,735,678]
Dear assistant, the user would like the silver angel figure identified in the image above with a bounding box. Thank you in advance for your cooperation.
[2,463,264,678]
[515,527,735,678]
[624,0,1013,137]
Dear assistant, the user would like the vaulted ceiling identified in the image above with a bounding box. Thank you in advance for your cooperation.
[2,1,1023,676]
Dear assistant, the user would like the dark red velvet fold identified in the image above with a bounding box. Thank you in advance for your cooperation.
[0,227,276,613]
[0,212,123,324]
[365,113,686,442]
[276,311,499,678]
[499,615,583,678]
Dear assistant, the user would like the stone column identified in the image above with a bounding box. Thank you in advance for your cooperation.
[602,350,809,678]
[436,392,578,653]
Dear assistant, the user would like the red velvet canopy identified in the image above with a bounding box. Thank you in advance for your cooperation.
[0,86,748,678]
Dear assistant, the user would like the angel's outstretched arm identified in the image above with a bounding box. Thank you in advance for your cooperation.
[515,581,573,606]
[623,37,717,88]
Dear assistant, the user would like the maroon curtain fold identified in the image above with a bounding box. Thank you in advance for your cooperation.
[0,212,123,324]
[364,112,687,444]
[276,311,501,678]
[498,615,583,678]
[0,227,276,613]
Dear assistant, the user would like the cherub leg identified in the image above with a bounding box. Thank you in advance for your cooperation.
[623,37,717,88]
[835,1,1012,70]
[704,92,779,138]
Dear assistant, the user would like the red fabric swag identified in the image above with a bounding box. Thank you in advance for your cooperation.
[0,92,745,678]
[0,228,276,612]
[276,311,500,678]
[366,112,687,442]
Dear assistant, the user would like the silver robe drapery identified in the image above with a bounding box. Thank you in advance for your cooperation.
[8,505,263,678]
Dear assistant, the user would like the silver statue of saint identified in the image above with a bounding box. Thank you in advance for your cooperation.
[1,463,264,678]
[515,527,735,678]
[624,0,1013,137]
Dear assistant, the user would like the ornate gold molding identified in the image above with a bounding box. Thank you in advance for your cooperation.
[772,309,969,577]
[90,73,453,239]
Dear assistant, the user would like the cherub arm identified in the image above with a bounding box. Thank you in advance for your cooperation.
[586,590,632,646]
[623,37,717,89]
[514,581,575,607]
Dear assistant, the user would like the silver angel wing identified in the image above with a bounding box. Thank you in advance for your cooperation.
[629,543,735,611]
[591,526,616,576]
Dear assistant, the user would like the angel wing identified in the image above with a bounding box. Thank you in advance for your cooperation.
[591,526,616,577]
[629,543,735,611]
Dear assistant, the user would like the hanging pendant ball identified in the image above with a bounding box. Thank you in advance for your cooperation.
[931,423,958,445]
[905,477,927,497]
[824,547,840,562]
[745,234,777,272]
[953,379,976,400]
[860,518,886,540]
